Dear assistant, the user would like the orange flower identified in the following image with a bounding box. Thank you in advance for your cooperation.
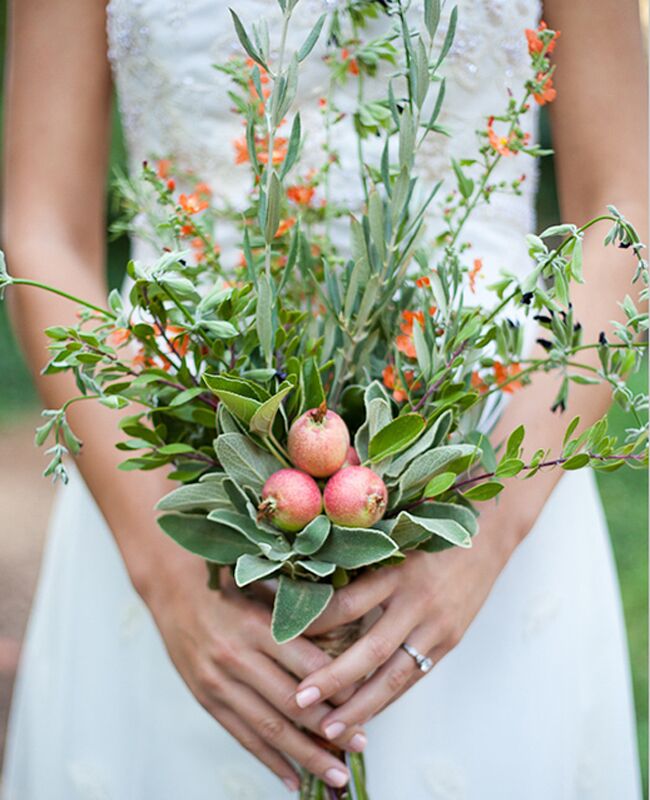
[487,117,514,156]
[416,276,431,288]
[470,371,488,394]
[259,136,288,165]
[107,327,131,347]
[275,217,296,238]
[319,97,327,108]
[179,192,209,215]
[493,362,524,393]
[166,325,190,358]
[401,310,425,336]
[287,185,315,205]
[157,159,171,179]
[180,223,195,237]
[533,73,557,106]
[469,258,483,293]
[396,334,417,359]
[166,178,176,192]
[194,182,212,198]
[234,136,250,164]
[525,21,560,56]
[382,364,408,403]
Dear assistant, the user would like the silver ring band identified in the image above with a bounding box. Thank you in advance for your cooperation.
[400,642,433,673]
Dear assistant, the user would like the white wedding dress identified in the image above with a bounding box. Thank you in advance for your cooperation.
[2,2,642,798]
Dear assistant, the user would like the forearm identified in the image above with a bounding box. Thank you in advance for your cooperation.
[482,207,647,558]
[6,241,197,601]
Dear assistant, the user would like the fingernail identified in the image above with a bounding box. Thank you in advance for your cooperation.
[295,686,320,708]
[349,733,367,752]
[325,768,349,788]
[283,777,299,792]
[324,721,346,740]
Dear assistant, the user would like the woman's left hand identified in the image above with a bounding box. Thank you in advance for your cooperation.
[292,522,517,739]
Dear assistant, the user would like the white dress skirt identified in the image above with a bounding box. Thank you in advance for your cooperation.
[2,1,642,798]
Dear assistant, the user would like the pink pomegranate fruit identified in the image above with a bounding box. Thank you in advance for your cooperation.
[258,469,322,533]
[343,446,361,467]
[287,403,350,478]
[323,466,388,528]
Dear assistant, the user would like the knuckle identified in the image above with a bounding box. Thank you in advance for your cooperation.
[367,632,392,663]
[195,662,225,698]
[336,589,357,620]
[386,664,411,694]
[258,716,286,742]
[303,749,327,776]
[446,626,462,650]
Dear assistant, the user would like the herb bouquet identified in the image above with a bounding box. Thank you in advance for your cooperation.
[2,1,647,797]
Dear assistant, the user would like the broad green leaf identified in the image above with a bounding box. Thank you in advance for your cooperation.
[158,512,257,563]
[315,526,397,569]
[368,413,426,463]
[385,410,453,479]
[234,554,281,587]
[300,357,325,412]
[271,576,333,643]
[208,388,260,424]
[215,433,283,494]
[156,480,228,512]
[423,471,456,498]
[157,443,196,456]
[294,515,331,556]
[505,425,525,459]
[249,383,293,436]
[208,507,289,551]
[296,559,336,577]
[381,508,472,550]
[397,444,478,500]
[463,481,504,501]
[495,458,525,478]
[562,453,591,470]
[169,387,206,407]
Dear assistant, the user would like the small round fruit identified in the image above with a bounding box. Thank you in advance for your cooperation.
[324,466,388,528]
[343,446,361,467]
[258,469,322,533]
[287,403,350,478]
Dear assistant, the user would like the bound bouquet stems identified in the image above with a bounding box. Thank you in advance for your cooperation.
[0,1,647,794]
[305,621,367,800]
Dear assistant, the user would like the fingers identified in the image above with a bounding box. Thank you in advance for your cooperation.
[306,568,398,636]
[315,627,439,734]
[209,704,300,792]
[241,653,368,754]
[294,602,412,720]
[225,679,352,789]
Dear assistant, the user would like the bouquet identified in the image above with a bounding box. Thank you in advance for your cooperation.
[2,1,647,796]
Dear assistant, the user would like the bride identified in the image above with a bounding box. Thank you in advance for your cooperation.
[2,1,646,797]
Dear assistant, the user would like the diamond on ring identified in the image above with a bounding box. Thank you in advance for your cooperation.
[400,642,433,673]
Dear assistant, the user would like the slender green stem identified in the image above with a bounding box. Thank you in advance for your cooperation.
[8,278,116,319]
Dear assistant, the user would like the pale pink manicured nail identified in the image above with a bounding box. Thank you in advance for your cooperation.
[283,776,299,792]
[349,733,367,752]
[325,767,349,788]
[295,686,320,708]
[324,721,346,740]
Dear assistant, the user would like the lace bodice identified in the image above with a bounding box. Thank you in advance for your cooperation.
[107,0,541,282]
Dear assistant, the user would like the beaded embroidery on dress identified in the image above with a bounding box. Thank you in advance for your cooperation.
[1,2,642,798]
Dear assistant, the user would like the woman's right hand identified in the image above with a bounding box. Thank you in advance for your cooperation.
[144,555,365,792]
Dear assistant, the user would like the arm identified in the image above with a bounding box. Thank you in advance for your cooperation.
[3,1,365,789]
[291,0,648,734]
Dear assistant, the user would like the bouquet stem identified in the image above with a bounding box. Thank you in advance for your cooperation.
[301,620,370,799]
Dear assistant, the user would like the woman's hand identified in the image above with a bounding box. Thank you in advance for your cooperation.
[292,517,517,739]
[145,557,366,791]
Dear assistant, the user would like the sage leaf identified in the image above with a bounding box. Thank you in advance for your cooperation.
[368,413,426,463]
[294,515,331,556]
[234,554,281,587]
[158,512,258,563]
[249,383,293,436]
[215,433,283,493]
[271,577,333,643]
[315,526,398,569]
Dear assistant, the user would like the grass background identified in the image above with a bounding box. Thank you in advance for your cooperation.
[0,3,647,790]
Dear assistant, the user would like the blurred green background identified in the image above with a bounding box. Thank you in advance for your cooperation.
[0,2,646,791]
